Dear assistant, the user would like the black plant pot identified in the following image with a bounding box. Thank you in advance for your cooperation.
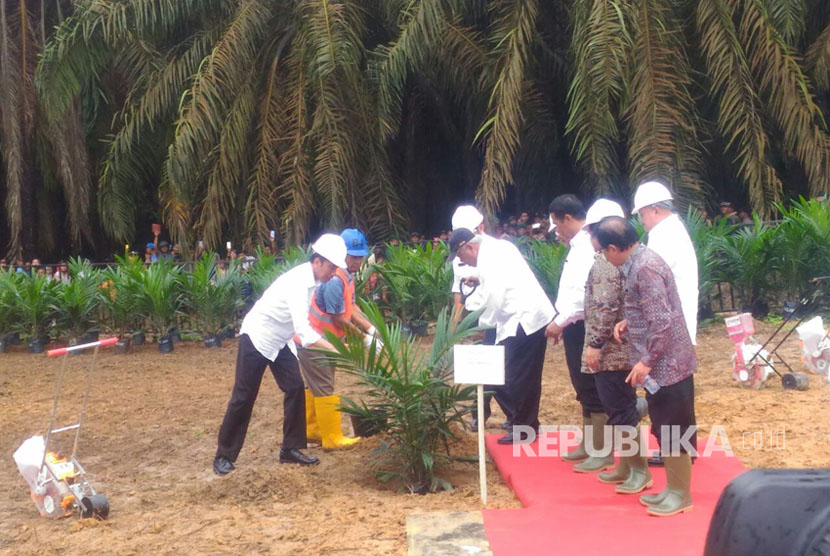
[408,320,428,337]
[169,330,182,343]
[132,332,145,346]
[28,338,46,354]
[115,338,131,354]
[6,332,21,345]
[349,409,387,438]
[80,331,99,344]
[158,335,174,354]
[0,337,5,353]
[782,300,808,319]
[743,300,769,320]
[220,327,235,340]
[204,335,222,348]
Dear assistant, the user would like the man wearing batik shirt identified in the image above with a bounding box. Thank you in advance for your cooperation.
[580,200,652,495]
[595,216,697,518]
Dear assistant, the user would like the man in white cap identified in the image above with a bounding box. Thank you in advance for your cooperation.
[545,194,605,463]
[213,234,348,475]
[448,228,554,444]
[449,205,513,431]
[631,180,698,465]
[631,181,698,346]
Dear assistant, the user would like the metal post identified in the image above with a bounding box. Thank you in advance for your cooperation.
[41,353,70,472]
[72,345,100,459]
[477,384,487,505]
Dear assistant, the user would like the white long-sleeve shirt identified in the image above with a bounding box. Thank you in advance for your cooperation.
[553,228,595,328]
[476,236,555,344]
[646,213,698,345]
[239,262,322,361]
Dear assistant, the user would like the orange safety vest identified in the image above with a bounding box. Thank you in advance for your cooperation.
[296,267,354,343]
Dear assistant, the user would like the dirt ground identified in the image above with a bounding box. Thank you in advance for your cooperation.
[1,320,829,555]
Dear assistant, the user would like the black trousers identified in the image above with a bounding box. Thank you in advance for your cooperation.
[476,326,515,422]
[563,320,604,417]
[593,370,639,428]
[500,325,547,430]
[647,375,697,455]
[216,334,307,461]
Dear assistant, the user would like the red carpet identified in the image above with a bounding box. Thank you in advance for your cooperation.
[482,430,745,556]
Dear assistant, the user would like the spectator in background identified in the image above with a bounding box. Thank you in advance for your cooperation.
[45,265,55,281]
[714,202,740,226]
[737,209,753,226]
[31,259,45,277]
[0,258,6,272]
[156,241,175,262]
[145,242,157,263]
[55,261,70,283]
[171,244,183,262]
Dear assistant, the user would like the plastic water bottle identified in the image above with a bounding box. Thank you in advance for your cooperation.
[639,375,661,395]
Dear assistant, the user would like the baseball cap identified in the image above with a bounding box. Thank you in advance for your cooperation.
[340,228,370,256]
[632,181,673,214]
[447,228,475,261]
[451,205,484,231]
[585,199,625,226]
[311,234,348,269]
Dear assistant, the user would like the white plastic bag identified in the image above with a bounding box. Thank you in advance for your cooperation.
[13,435,45,492]
[796,316,830,376]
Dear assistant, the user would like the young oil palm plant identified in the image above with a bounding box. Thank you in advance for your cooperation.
[99,254,144,340]
[245,245,310,300]
[184,253,245,346]
[9,271,59,351]
[0,269,19,351]
[525,240,568,303]
[134,261,184,350]
[775,197,830,299]
[683,207,736,310]
[321,302,482,494]
[52,257,102,344]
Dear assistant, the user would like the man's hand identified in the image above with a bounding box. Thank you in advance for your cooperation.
[545,320,563,345]
[310,338,336,352]
[625,361,651,387]
[462,276,480,288]
[584,346,601,372]
[613,320,628,343]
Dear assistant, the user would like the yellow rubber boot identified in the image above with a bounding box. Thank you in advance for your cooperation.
[305,389,321,443]
[315,395,360,450]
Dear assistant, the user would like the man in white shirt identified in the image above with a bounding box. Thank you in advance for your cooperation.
[213,234,347,475]
[450,205,514,431]
[631,181,698,345]
[449,228,555,444]
[545,194,606,464]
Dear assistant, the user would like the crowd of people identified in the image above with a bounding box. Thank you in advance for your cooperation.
[210,179,700,520]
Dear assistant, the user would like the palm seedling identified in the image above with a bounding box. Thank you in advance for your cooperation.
[0,270,20,352]
[321,301,482,494]
[246,246,310,300]
[100,254,144,345]
[134,261,184,351]
[525,240,568,303]
[52,258,103,344]
[683,208,735,317]
[9,272,59,352]
[184,253,245,347]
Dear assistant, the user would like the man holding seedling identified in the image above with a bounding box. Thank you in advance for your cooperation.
[213,234,347,475]
[448,228,554,445]
[298,228,378,450]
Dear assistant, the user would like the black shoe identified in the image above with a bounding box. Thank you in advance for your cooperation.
[213,456,235,476]
[499,421,513,431]
[647,454,664,466]
[279,448,320,466]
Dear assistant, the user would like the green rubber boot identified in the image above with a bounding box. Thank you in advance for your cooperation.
[573,413,614,473]
[562,416,589,462]
[646,453,693,516]
[598,458,629,484]
[616,428,653,494]
[639,488,668,507]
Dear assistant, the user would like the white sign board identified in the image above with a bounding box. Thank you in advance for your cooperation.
[453,345,505,385]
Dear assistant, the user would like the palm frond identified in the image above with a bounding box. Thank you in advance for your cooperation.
[805,22,830,92]
[1,0,25,257]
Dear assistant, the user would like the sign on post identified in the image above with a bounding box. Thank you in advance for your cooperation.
[453,344,505,505]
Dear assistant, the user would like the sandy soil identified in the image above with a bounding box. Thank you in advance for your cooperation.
[1,320,828,555]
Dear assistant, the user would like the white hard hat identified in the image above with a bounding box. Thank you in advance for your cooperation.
[632,181,673,214]
[451,205,484,231]
[585,199,625,226]
[311,233,347,269]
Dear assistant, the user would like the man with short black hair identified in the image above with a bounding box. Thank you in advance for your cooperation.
[595,216,697,517]
[546,194,606,468]
[213,234,348,475]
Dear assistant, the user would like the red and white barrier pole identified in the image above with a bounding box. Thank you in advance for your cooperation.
[47,337,119,358]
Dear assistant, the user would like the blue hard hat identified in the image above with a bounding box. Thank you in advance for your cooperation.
[340,228,370,256]
[146,242,155,249]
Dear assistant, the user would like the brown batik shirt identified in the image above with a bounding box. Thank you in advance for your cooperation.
[581,253,633,373]
[622,244,697,387]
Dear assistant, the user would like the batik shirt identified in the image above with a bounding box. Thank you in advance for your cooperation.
[581,253,634,373]
[622,244,696,387]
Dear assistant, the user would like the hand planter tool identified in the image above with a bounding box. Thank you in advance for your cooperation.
[25,337,118,519]
[460,280,479,305]
[724,313,773,389]
[746,277,830,390]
